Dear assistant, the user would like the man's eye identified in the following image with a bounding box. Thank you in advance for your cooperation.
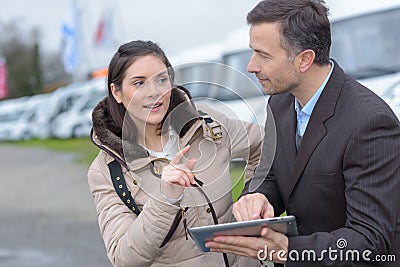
[158,77,168,84]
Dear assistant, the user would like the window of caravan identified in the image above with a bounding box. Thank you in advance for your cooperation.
[174,62,222,99]
[331,7,400,79]
[223,50,259,86]
[0,110,24,122]
[174,62,249,101]
[174,51,266,101]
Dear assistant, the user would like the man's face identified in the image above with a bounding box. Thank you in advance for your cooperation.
[247,22,301,95]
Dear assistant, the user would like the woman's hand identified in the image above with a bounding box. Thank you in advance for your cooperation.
[160,145,196,199]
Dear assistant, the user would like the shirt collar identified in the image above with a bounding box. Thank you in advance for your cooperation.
[295,60,334,116]
[147,125,179,159]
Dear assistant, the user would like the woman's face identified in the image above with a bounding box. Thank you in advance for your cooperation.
[111,54,172,128]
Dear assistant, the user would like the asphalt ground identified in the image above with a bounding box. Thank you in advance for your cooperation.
[0,144,111,267]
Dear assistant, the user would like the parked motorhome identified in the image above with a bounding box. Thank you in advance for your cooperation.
[171,33,268,125]
[171,0,400,127]
[327,0,400,117]
[51,78,106,139]
[0,94,51,141]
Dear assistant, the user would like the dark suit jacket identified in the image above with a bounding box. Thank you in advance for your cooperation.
[244,61,400,266]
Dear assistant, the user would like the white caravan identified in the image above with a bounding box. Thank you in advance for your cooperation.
[172,0,400,126]
[326,0,400,117]
[171,31,269,126]
[0,93,52,141]
[50,77,106,139]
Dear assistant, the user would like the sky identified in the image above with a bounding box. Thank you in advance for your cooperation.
[0,0,261,71]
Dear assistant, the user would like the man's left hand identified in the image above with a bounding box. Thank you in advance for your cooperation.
[205,227,288,264]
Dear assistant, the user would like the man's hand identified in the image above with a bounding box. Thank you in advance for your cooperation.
[204,193,287,263]
[205,227,288,264]
[232,193,274,221]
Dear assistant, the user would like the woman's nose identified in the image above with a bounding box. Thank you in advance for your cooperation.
[145,80,161,97]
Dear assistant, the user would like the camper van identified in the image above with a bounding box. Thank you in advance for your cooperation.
[171,30,269,125]
[327,0,400,117]
[51,78,106,139]
[50,77,106,139]
[172,0,400,126]
[0,94,51,141]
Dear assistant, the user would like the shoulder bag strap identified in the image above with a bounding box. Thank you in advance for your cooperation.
[108,160,187,249]
[108,160,141,216]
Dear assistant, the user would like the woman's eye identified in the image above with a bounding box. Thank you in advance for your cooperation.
[133,81,145,87]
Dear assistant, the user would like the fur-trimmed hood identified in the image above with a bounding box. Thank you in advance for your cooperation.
[91,88,200,162]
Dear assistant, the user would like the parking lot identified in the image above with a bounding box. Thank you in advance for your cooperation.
[0,144,111,267]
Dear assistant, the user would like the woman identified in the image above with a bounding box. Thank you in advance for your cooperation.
[87,40,263,267]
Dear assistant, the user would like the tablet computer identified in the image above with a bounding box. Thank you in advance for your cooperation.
[188,215,298,252]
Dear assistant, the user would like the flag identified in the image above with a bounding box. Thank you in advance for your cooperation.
[94,10,115,49]
[0,57,7,99]
[61,0,81,74]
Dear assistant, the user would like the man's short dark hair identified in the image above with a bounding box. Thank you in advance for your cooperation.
[247,0,331,65]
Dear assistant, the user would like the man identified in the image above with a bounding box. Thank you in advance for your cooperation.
[205,0,400,266]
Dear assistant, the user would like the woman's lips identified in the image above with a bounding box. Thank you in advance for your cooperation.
[144,102,162,112]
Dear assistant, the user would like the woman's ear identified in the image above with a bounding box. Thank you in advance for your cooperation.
[110,83,122,104]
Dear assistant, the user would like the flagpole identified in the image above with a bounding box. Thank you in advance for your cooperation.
[92,1,117,73]
[79,0,98,79]
[73,0,83,81]
[61,0,89,82]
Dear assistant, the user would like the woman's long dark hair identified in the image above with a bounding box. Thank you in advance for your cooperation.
[107,40,197,141]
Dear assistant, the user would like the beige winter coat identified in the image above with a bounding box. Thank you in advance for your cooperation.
[87,95,264,267]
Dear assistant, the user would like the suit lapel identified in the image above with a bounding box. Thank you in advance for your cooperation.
[288,116,327,195]
[287,61,346,196]
[282,99,297,179]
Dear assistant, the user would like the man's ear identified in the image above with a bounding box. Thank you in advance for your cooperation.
[110,83,122,103]
[296,49,315,73]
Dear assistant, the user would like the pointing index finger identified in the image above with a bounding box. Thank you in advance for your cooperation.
[171,145,191,165]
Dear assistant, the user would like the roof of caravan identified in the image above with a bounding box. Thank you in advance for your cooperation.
[169,42,224,66]
[326,0,400,22]
[169,27,252,66]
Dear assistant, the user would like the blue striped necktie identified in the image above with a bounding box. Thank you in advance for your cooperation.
[296,132,303,152]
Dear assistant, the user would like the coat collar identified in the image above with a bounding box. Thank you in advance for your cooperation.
[91,97,148,164]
